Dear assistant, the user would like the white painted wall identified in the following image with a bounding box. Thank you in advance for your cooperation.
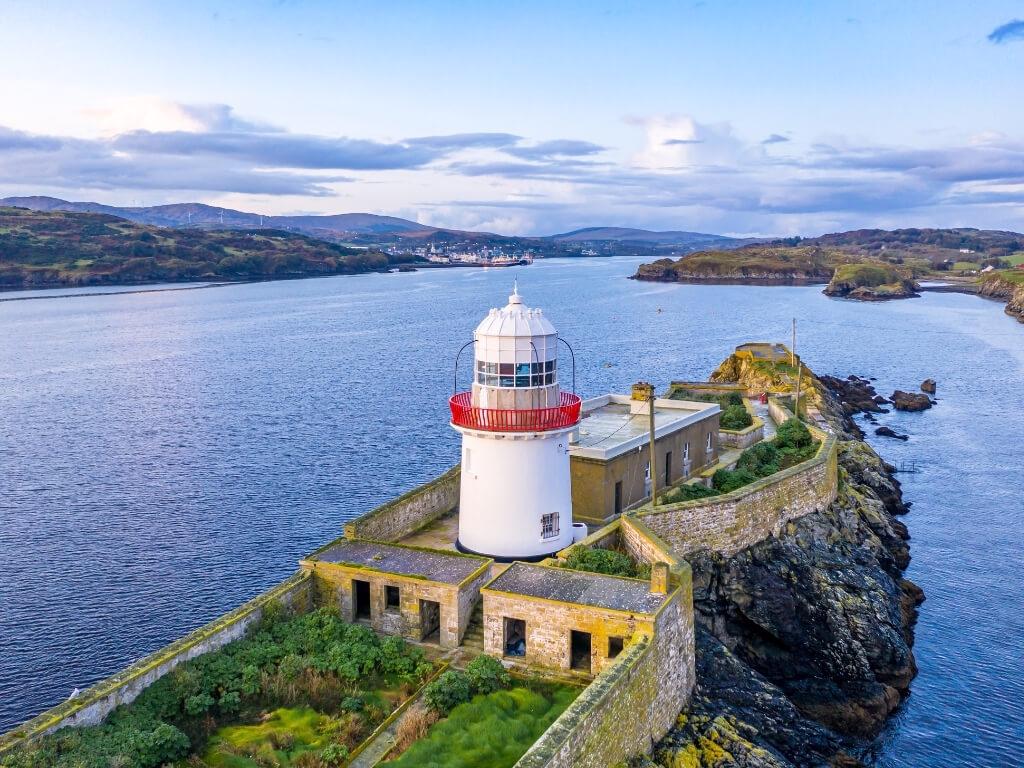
[456,427,575,559]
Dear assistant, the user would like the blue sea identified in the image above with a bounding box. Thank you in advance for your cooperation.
[1,257,1022,765]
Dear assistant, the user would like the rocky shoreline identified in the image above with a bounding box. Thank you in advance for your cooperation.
[646,360,922,768]
[977,274,1024,323]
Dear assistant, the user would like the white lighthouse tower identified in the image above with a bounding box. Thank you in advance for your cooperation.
[449,287,581,561]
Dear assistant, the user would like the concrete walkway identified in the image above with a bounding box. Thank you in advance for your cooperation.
[749,398,778,438]
[348,714,404,768]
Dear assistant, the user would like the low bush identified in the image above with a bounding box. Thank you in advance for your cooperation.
[711,467,760,493]
[712,418,820,494]
[562,546,649,579]
[660,483,721,504]
[423,670,473,715]
[719,403,754,430]
[464,655,512,695]
[391,704,440,757]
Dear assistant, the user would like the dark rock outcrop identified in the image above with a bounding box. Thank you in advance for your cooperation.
[920,379,936,394]
[653,366,921,768]
[977,274,1024,323]
[890,390,931,412]
[875,426,909,441]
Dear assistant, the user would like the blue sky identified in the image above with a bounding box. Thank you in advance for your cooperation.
[1,0,1023,235]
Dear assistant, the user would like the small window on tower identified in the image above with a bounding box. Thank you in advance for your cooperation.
[541,512,559,540]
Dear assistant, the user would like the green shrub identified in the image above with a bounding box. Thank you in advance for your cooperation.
[660,483,720,504]
[562,546,646,578]
[719,403,753,430]
[320,742,350,766]
[184,692,215,717]
[712,468,759,493]
[775,418,813,450]
[724,391,744,407]
[218,690,241,714]
[465,655,512,695]
[423,671,473,714]
[736,441,780,476]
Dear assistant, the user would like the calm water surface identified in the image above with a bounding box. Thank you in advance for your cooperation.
[1,257,1022,765]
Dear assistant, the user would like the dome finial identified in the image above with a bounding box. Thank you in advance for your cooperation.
[509,278,522,305]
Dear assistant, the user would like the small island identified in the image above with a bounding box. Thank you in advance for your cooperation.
[633,227,1024,308]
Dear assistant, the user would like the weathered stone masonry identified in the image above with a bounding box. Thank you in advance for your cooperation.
[340,465,460,543]
[513,573,695,768]
[635,429,839,557]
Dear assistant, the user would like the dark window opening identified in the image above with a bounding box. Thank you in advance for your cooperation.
[541,512,559,539]
[385,585,400,610]
[608,636,624,659]
[353,579,371,621]
[570,630,592,672]
[665,451,672,487]
[614,481,623,516]
[504,617,526,657]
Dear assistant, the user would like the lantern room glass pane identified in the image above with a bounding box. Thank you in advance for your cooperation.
[515,375,530,387]
[545,360,555,372]
[516,362,531,376]
[500,376,515,387]
[499,363,514,375]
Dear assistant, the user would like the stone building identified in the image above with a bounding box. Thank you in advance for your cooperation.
[569,392,720,524]
[480,561,677,676]
[299,539,491,649]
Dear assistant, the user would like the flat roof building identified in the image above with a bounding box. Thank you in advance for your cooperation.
[569,393,720,524]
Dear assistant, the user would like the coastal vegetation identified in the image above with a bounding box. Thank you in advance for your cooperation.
[0,206,414,289]
[669,388,752,429]
[4,606,434,768]
[659,418,819,502]
[561,545,651,579]
[384,679,578,768]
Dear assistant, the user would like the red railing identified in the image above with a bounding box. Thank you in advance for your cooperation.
[449,391,582,432]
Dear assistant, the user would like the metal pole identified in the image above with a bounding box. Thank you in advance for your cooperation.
[791,318,796,368]
[795,362,803,420]
[648,384,658,505]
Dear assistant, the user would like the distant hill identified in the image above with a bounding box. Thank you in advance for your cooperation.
[0,196,433,238]
[549,226,749,249]
[0,206,414,290]
[0,197,744,255]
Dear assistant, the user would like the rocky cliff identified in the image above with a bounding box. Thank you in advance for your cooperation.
[648,356,922,768]
[977,273,1024,323]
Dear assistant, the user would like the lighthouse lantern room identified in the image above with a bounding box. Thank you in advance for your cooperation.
[449,287,582,561]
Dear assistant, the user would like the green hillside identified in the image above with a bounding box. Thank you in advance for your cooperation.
[0,206,413,289]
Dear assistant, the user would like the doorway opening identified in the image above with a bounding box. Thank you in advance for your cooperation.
[353,580,371,621]
[503,617,526,657]
[419,599,441,643]
[570,630,592,672]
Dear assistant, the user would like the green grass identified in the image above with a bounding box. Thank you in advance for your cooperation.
[1005,253,1024,266]
[383,684,579,768]
[952,260,981,271]
[200,707,329,768]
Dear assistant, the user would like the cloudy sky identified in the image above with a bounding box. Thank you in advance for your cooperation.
[2,0,1024,236]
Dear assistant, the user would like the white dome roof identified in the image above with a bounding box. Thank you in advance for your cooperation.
[474,287,556,339]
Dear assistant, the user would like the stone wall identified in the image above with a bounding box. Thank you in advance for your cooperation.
[513,579,695,768]
[338,465,460,543]
[306,557,489,649]
[634,431,838,557]
[482,588,658,677]
[0,572,312,754]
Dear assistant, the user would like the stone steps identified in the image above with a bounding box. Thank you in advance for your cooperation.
[460,602,485,651]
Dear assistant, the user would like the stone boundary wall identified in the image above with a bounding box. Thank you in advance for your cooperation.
[0,572,312,754]
[513,577,695,768]
[768,396,794,426]
[336,465,460,545]
[634,429,838,557]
